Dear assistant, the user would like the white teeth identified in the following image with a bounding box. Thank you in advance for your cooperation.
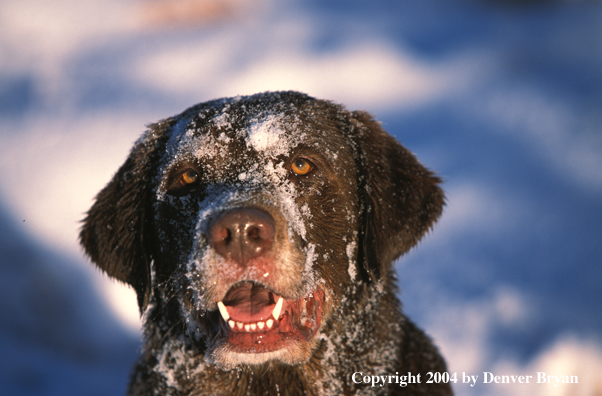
[228,319,273,331]
[217,301,229,321]
[222,297,283,332]
[272,297,284,319]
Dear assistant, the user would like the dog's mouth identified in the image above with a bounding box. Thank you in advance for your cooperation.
[214,281,324,354]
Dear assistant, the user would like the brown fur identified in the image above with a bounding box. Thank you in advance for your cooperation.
[81,91,452,395]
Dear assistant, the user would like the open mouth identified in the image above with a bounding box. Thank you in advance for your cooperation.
[215,282,324,353]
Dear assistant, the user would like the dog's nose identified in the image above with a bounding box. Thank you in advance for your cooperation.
[209,208,275,266]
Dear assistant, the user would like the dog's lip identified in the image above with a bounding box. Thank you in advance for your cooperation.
[213,285,324,354]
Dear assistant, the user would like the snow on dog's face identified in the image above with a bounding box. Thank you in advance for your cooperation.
[80,91,445,375]
[149,93,360,368]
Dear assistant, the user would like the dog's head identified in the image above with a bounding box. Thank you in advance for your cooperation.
[80,91,443,369]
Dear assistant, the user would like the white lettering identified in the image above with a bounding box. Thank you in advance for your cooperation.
[537,372,547,383]
[483,372,493,384]
[462,372,478,387]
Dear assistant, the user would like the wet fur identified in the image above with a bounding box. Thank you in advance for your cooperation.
[81,91,452,395]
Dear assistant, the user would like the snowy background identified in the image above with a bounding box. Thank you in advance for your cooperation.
[1,0,601,395]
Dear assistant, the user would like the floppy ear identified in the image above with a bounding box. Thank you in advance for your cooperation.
[80,120,173,312]
[351,111,444,282]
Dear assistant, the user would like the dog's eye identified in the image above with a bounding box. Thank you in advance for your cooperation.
[291,158,314,176]
[166,167,202,196]
[178,169,199,186]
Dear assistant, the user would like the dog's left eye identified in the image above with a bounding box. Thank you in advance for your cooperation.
[291,158,314,176]
[179,169,199,186]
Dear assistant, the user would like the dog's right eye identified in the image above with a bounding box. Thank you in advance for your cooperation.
[167,168,201,195]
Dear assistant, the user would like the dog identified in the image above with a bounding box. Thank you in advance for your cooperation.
[80,91,452,395]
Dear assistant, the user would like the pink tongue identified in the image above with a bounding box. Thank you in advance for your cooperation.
[222,282,276,323]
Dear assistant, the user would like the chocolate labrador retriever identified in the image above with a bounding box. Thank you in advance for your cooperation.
[81,91,451,395]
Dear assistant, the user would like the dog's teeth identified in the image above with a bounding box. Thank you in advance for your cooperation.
[250,323,257,331]
[244,324,250,331]
[217,301,229,321]
[237,322,243,329]
[266,319,274,329]
[228,320,235,329]
[272,297,284,319]
[257,321,265,329]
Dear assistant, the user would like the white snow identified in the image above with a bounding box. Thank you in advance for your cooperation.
[247,114,288,156]
[346,239,357,281]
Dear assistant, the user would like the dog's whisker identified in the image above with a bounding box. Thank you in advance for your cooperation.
[157,272,188,302]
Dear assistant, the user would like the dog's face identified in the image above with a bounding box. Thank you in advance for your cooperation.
[81,91,444,371]
[153,95,360,367]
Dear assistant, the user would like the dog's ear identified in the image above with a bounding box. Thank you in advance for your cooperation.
[351,111,444,283]
[80,121,172,312]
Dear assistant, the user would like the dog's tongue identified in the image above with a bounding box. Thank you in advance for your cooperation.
[222,282,276,322]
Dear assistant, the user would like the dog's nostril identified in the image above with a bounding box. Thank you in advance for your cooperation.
[247,226,260,240]
[209,208,275,265]
[246,222,274,241]
[212,227,231,244]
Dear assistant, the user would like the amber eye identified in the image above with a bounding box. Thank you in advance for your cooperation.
[291,158,313,176]
[179,169,199,186]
